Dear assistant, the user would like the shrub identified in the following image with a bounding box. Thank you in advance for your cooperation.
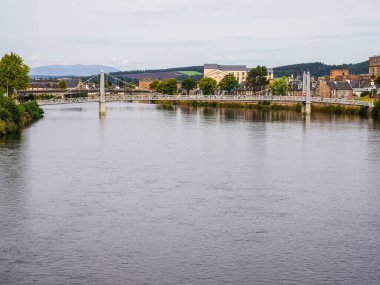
[0,97,23,126]
[0,107,11,121]
[22,101,44,121]
[295,103,302,112]
[0,120,5,136]
[372,100,380,120]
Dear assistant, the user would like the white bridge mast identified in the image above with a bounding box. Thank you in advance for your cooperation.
[99,70,106,117]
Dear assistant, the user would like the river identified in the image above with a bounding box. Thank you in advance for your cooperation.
[1,103,380,284]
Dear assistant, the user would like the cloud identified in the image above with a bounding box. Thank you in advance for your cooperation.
[28,55,40,61]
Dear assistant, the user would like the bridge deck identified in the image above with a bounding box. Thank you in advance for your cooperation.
[36,95,373,107]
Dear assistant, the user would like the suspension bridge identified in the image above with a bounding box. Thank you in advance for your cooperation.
[27,71,373,115]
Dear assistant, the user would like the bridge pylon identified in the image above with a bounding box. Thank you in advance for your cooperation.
[99,71,106,117]
[302,71,311,115]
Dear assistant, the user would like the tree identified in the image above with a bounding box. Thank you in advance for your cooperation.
[375,75,380,85]
[246,65,269,92]
[269,77,288,96]
[58,80,67,89]
[219,74,239,93]
[199,77,217,95]
[181,77,197,95]
[150,80,160,91]
[0,53,30,96]
[157,78,178,95]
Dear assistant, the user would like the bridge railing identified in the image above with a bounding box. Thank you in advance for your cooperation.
[36,94,374,107]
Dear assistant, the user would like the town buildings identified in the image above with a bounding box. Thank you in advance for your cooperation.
[138,79,154,91]
[369,56,380,78]
[204,64,274,84]
[204,64,247,84]
[318,81,353,99]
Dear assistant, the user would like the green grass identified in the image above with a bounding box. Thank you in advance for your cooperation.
[357,95,371,102]
[178,71,202,76]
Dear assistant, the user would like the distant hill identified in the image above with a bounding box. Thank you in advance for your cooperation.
[112,66,204,81]
[273,61,369,78]
[30,65,120,77]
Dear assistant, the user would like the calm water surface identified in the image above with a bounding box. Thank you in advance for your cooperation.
[1,103,380,284]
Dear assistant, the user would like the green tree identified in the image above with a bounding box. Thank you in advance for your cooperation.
[199,77,217,95]
[58,80,67,89]
[219,74,239,93]
[0,53,30,96]
[150,80,160,91]
[157,78,178,95]
[374,75,380,85]
[269,77,288,96]
[181,77,197,95]
[372,100,380,120]
[246,65,269,92]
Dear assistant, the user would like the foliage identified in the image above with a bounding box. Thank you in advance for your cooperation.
[58,80,67,89]
[0,96,44,136]
[157,78,178,95]
[0,120,5,136]
[219,74,239,93]
[269,77,288,95]
[0,52,30,96]
[0,96,23,125]
[198,77,217,95]
[22,101,44,121]
[246,66,269,92]
[375,76,380,86]
[360,91,370,97]
[274,61,369,78]
[373,100,380,120]
[149,80,160,91]
[112,66,204,76]
[181,77,197,94]
[357,95,370,102]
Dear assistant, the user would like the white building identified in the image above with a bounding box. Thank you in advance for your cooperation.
[204,64,274,84]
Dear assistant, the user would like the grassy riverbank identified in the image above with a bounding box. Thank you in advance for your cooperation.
[0,96,44,136]
[155,100,376,116]
[156,100,303,112]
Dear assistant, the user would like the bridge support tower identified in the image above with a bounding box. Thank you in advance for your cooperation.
[99,71,106,117]
[302,71,312,115]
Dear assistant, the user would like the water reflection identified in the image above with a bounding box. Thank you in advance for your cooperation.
[0,103,380,284]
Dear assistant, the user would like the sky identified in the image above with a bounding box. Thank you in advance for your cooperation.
[1,0,380,70]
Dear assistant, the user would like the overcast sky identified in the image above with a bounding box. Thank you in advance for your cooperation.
[1,0,380,70]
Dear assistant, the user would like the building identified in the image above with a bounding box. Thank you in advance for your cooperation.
[139,79,154,91]
[267,68,274,81]
[348,79,374,97]
[318,81,353,99]
[369,56,380,78]
[330,69,349,80]
[204,64,274,84]
[288,78,319,97]
[204,64,247,84]
[28,80,59,90]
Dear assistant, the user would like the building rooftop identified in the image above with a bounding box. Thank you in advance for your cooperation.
[204,64,247,71]
[326,81,352,90]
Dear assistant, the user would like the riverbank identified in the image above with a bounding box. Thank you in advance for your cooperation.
[0,96,44,136]
[156,100,377,117]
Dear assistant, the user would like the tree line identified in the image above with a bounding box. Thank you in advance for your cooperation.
[148,66,272,95]
[0,53,44,136]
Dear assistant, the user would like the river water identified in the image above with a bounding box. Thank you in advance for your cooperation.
[1,103,380,284]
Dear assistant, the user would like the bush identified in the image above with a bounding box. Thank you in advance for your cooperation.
[372,100,380,120]
[0,107,11,121]
[360,91,370,97]
[295,103,302,112]
[0,97,23,126]
[22,101,44,121]
[0,120,5,136]
[0,97,44,135]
